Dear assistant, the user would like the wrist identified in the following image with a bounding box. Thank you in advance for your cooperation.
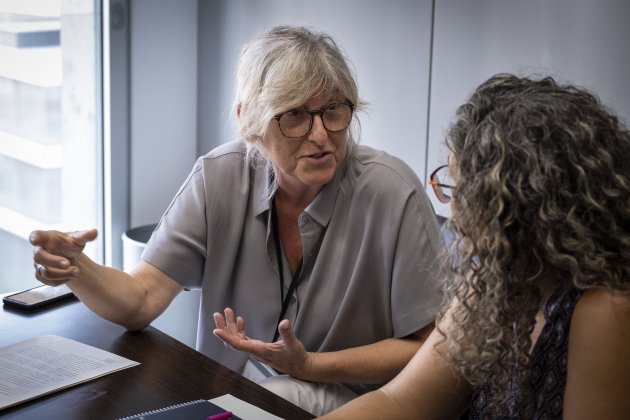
[291,351,315,381]
[71,252,98,277]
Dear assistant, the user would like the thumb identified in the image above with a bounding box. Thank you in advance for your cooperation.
[277,319,300,347]
[69,229,98,247]
[62,229,98,257]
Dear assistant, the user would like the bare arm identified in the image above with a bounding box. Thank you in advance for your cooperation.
[31,229,182,330]
[320,328,471,419]
[213,309,433,384]
[564,288,630,419]
[300,322,434,384]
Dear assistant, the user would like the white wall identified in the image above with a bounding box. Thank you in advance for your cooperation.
[129,0,199,227]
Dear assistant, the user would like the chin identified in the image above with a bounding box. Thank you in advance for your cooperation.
[299,173,335,188]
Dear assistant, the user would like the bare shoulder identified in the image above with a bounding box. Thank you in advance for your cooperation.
[572,287,630,331]
[569,287,630,361]
[564,287,630,419]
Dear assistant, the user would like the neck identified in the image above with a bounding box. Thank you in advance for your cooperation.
[275,179,322,212]
[536,269,559,303]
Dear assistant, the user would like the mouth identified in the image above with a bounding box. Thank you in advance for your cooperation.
[304,151,332,160]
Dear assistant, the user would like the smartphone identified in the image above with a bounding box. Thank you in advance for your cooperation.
[3,284,76,310]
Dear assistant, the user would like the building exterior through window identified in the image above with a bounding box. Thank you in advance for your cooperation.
[0,0,102,293]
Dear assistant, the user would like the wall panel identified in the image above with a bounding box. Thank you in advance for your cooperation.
[428,0,630,216]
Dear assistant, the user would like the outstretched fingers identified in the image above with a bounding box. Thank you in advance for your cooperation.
[213,308,246,348]
[211,313,310,376]
[212,309,271,357]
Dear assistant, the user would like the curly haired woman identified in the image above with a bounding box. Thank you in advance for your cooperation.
[322,74,630,419]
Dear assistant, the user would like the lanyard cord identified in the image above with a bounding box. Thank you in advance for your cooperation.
[271,198,303,342]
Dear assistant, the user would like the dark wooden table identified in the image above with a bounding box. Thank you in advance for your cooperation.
[0,295,313,420]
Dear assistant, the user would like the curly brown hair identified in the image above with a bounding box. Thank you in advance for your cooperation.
[438,73,630,415]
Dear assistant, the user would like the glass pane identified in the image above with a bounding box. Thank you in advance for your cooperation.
[0,0,102,293]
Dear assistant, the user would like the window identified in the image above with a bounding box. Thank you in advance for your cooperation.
[0,0,102,293]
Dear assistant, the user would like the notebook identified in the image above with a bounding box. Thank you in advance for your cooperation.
[117,399,242,419]
[209,394,283,420]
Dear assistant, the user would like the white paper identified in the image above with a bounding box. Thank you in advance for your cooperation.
[0,335,139,410]
[210,394,283,420]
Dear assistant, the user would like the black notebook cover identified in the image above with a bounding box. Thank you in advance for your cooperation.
[117,399,242,419]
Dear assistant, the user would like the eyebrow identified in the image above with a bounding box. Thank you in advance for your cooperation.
[302,98,346,111]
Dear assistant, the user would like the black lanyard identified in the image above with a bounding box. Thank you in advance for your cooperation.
[271,198,303,342]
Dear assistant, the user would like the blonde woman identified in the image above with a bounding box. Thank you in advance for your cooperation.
[30,26,443,416]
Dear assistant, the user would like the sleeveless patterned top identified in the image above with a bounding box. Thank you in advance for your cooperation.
[469,285,583,419]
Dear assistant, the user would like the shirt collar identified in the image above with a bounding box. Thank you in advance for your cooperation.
[304,168,341,227]
[252,160,343,228]
[253,160,273,217]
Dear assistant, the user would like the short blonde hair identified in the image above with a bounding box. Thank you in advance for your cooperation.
[234,25,363,150]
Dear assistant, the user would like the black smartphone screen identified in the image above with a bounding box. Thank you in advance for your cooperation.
[3,284,76,310]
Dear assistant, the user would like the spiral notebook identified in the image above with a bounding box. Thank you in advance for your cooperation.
[117,399,242,419]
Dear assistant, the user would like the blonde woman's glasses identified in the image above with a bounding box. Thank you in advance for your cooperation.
[273,102,354,139]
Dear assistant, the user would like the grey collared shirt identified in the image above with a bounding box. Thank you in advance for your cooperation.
[142,140,444,393]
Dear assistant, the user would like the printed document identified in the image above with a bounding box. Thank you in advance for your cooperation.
[0,335,139,410]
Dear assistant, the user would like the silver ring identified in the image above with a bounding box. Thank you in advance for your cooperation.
[35,264,45,275]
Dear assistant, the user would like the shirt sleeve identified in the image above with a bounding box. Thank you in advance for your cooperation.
[390,186,445,337]
[141,160,208,289]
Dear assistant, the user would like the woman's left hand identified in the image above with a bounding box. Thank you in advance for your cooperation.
[212,307,312,378]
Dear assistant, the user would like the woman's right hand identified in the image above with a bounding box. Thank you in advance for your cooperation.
[30,229,98,286]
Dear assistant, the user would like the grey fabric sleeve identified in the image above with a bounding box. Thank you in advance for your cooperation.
[141,161,208,289]
[390,186,444,337]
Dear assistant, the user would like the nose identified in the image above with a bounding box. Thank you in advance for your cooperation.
[307,113,328,143]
